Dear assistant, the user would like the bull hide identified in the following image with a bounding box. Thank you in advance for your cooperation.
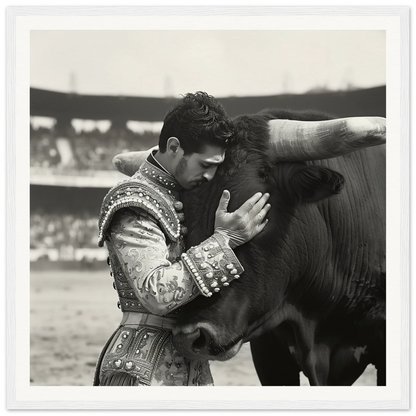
[173,109,386,386]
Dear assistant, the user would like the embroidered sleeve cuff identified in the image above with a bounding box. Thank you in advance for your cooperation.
[181,233,244,297]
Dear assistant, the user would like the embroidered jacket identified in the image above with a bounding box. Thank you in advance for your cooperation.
[94,155,244,386]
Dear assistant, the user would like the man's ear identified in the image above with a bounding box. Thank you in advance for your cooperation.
[166,137,182,156]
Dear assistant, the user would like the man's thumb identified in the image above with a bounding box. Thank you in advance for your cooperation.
[216,190,230,213]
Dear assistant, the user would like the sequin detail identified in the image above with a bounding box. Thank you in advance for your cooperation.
[98,326,213,386]
[181,233,244,297]
[98,160,183,247]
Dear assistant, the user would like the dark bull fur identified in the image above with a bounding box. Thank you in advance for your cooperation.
[173,109,386,386]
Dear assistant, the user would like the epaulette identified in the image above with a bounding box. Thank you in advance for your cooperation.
[98,179,181,247]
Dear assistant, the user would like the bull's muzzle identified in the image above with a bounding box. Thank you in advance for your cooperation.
[173,322,243,361]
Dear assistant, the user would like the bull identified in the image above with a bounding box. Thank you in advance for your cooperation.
[115,109,386,386]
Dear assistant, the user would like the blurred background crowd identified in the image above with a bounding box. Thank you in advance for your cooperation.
[30,107,160,264]
[30,209,97,250]
[30,122,158,171]
[30,115,158,261]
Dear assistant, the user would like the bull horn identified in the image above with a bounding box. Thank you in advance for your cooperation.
[268,117,386,161]
[112,146,158,177]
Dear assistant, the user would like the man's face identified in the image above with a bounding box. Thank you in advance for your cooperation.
[174,145,225,190]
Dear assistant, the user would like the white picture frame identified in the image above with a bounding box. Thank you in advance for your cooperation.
[2,2,414,415]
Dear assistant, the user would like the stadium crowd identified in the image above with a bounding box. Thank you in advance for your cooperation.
[30,118,159,260]
[30,125,61,168]
[30,209,98,250]
[30,123,158,171]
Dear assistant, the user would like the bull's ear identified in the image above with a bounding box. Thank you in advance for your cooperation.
[289,165,344,203]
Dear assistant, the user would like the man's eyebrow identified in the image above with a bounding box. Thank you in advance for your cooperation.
[201,157,224,166]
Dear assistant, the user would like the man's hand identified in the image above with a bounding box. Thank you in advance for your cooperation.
[214,190,271,249]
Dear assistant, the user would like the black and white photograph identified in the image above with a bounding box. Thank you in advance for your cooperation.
[6,5,409,411]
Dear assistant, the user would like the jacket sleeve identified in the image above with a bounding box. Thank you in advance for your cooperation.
[107,207,244,316]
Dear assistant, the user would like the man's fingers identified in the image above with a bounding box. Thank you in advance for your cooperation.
[256,203,271,222]
[256,219,269,234]
[236,192,264,213]
[247,193,270,218]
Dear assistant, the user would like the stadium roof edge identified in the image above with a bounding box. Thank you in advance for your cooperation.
[30,86,386,121]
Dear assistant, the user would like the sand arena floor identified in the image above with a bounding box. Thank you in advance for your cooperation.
[30,270,376,386]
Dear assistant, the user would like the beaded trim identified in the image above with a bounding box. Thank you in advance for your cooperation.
[98,158,184,247]
[98,181,181,247]
[137,158,182,194]
[181,233,244,297]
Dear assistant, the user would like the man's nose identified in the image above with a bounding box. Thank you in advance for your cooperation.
[202,168,217,182]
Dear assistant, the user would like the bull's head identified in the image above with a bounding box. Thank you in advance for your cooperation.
[173,112,341,360]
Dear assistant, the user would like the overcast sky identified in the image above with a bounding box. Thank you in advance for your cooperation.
[30,30,385,99]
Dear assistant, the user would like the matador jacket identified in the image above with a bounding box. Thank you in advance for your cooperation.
[94,154,244,386]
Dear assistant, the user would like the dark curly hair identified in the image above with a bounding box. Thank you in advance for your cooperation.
[158,91,235,155]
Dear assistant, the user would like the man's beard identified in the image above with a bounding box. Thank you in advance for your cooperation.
[175,156,188,177]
